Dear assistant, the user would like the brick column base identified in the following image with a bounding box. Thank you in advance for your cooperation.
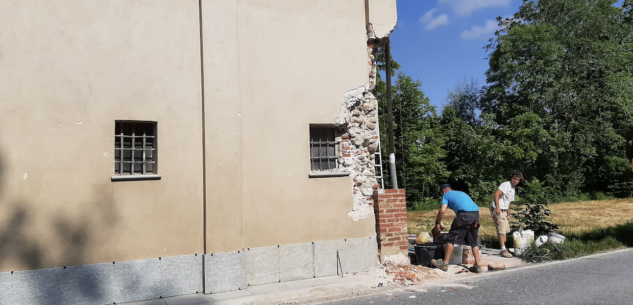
[374,189,409,264]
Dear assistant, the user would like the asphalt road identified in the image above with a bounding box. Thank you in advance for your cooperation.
[326,248,633,305]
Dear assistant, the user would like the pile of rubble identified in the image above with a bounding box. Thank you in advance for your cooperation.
[358,258,439,287]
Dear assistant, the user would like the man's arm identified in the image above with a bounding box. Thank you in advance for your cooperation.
[435,204,448,229]
[494,189,503,215]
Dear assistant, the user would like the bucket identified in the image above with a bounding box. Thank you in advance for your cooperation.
[414,244,443,267]
[548,232,566,245]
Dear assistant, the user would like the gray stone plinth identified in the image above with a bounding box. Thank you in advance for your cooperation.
[111,258,162,303]
[280,243,314,282]
[205,251,247,294]
[161,254,203,297]
[0,271,13,305]
[313,239,346,277]
[339,237,377,273]
[246,246,280,285]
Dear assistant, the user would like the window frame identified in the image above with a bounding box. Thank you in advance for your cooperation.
[111,120,161,182]
[308,124,349,178]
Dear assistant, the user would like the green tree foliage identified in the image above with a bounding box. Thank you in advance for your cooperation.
[373,48,448,205]
[482,0,633,198]
[371,1,633,210]
[445,77,482,126]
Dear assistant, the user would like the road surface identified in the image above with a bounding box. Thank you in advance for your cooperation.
[326,248,633,305]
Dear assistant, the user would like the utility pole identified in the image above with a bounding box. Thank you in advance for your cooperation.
[385,37,398,189]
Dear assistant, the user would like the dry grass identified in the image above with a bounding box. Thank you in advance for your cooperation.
[407,199,633,244]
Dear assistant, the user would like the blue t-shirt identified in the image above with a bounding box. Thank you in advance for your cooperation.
[441,190,479,212]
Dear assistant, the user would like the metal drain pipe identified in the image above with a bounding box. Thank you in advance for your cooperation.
[385,37,398,189]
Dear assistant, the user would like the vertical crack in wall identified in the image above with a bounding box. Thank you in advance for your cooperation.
[335,24,390,221]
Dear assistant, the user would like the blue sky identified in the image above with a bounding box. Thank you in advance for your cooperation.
[389,0,626,110]
[389,0,523,109]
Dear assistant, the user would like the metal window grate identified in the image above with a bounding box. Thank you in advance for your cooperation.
[114,121,157,175]
[309,126,337,171]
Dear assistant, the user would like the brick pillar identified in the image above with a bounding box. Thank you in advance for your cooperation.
[374,189,409,264]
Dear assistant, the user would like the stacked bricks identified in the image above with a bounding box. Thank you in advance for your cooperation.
[374,189,409,263]
[463,246,488,265]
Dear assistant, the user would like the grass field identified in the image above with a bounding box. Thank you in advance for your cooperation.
[407,199,633,254]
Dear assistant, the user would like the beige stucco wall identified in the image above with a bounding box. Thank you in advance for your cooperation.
[203,0,397,252]
[0,0,397,271]
[368,0,398,38]
[0,0,204,271]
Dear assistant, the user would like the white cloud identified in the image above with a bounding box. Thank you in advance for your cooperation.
[419,9,449,30]
[461,20,499,40]
[439,0,511,16]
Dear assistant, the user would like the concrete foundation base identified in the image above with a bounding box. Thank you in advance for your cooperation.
[0,237,377,304]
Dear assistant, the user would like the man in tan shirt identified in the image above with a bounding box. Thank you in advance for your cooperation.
[491,172,523,258]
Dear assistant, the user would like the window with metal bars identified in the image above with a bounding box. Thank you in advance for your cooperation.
[114,121,157,176]
[309,125,338,172]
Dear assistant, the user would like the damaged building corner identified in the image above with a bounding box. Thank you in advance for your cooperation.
[333,24,393,221]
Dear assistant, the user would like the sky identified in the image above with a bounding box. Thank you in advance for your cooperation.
[389,0,523,109]
[389,0,626,110]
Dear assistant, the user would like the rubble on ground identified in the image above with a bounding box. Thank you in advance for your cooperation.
[356,260,439,287]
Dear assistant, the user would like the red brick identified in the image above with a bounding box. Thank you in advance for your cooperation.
[343,154,351,157]
[342,135,350,139]
[380,223,395,228]
[382,242,394,247]
[399,245,409,250]
[384,189,399,194]
[385,208,399,214]
[393,203,406,208]
[394,212,407,218]
[384,199,400,204]
[378,194,393,199]
[399,189,407,194]
[387,227,403,233]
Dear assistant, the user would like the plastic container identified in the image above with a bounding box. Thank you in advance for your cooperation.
[535,235,549,247]
[548,232,566,245]
[446,244,463,265]
[414,244,444,267]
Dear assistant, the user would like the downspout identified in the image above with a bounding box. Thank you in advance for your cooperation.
[384,38,398,189]
[198,0,208,293]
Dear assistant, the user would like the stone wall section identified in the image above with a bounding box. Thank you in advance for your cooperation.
[333,25,388,221]
[374,189,408,262]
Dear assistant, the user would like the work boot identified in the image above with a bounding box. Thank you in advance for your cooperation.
[431,259,449,272]
[468,265,483,273]
[500,250,513,258]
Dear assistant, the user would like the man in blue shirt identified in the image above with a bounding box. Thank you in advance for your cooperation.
[431,184,483,273]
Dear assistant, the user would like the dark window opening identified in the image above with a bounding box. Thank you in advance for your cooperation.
[114,121,157,175]
[309,126,337,171]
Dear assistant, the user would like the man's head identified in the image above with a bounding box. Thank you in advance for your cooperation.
[509,172,523,187]
[439,183,452,196]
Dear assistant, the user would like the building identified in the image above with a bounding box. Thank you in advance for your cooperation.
[0,0,397,303]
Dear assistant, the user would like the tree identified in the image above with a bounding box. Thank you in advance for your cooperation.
[446,77,482,127]
[392,73,449,202]
[372,47,448,203]
[482,0,633,197]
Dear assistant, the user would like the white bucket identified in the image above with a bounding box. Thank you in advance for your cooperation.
[535,235,549,247]
[548,232,566,245]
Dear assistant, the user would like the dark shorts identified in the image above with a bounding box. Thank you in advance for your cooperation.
[447,211,480,247]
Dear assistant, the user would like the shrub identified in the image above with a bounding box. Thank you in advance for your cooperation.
[511,180,559,236]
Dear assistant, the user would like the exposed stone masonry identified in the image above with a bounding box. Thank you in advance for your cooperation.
[332,25,388,221]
